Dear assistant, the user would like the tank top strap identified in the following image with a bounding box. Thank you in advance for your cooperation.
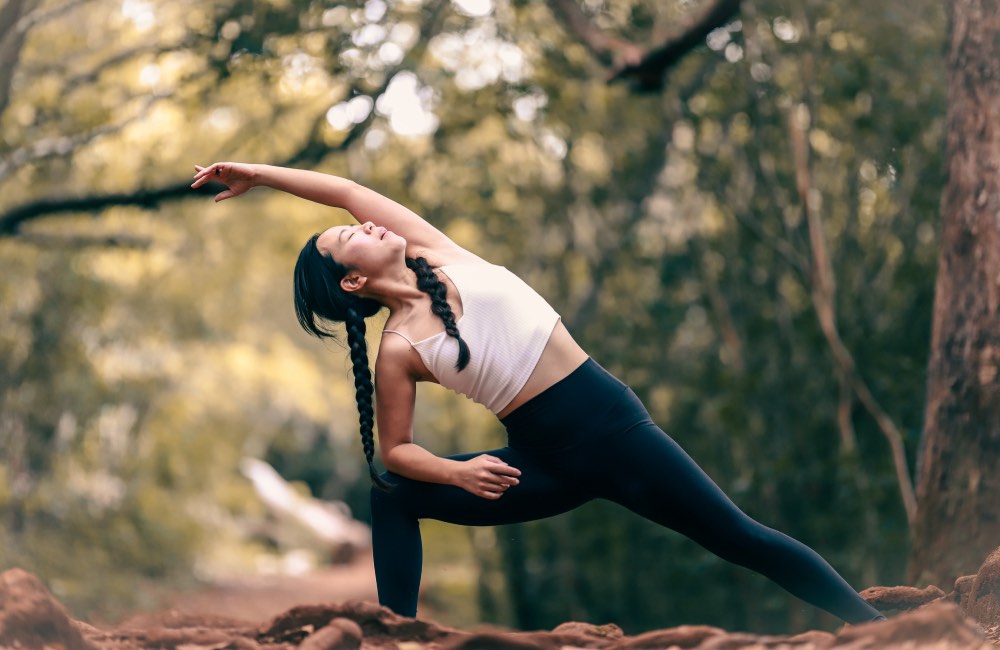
[381,329,415,346]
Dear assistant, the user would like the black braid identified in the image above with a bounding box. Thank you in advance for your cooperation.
[294,234,394,490]
[345,307,393,491]
[405,257,470,371]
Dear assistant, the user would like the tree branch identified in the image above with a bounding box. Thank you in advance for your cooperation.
[15,231,152,249]
[1,0,89,116]
[0,85,198,182]
[567,58,718,330]
[547,0,741,91]
[0,0,31,117]
[16,0,87,33]
[58,38,204,94]
[0,0,452,237]
[0,100,376,234]
[788,108,917,525]
[546,0,644,67]
[0,182,209,235]
[783,1,916,525]
[613,0,742,86]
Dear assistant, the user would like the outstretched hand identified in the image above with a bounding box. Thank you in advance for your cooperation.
[191,162,257,202]
[453,454,522,500]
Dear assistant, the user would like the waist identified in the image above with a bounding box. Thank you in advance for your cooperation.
[500,358,650,455]
[495,320,588,418]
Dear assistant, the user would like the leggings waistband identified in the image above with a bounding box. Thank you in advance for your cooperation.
[500,358,649,455]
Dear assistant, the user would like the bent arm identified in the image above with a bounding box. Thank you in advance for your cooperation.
[383,442,462,484]
[375,339,460,484]
[374,338,521,498]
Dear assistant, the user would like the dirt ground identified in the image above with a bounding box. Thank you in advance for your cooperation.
[159,552,379,625]
[2,548,1000,650]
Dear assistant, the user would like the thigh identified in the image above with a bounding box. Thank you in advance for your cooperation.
[384,446,593,526]
[590,422,752,539]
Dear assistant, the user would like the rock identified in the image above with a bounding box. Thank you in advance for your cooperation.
[441,632,548,650]
[551,621,624,640]
[832,600,992,649]
[301,617,364,650]
[785,629,836,648]
[858,584,947,611]
[437,621,626,650]
[955,574,977,609]
[0,568,95,650]
[258,600,458,645]
[966,546,1000,627]
[607,624,724,649]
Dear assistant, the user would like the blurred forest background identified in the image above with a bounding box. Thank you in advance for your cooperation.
[1,0,994,637]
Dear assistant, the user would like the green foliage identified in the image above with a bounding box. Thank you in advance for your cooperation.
[0,0,943,633]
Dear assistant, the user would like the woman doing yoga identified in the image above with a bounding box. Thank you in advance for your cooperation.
[191,162,885,625]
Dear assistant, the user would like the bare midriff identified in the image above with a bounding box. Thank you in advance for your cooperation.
[495,320,590,419]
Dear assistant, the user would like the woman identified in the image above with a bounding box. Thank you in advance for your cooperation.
[191,162,885,625]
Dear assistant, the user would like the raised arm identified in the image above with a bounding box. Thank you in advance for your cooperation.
[192,162,476,263]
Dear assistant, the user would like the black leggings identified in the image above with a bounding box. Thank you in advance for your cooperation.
[370,358,883,623]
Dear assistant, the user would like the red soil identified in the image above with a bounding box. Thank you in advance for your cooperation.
[3,548,1000,650]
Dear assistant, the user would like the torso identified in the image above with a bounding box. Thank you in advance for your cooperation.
[381,257,588,418]
[495,320,588,418]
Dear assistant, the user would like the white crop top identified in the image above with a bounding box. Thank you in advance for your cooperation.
[382,263,561,414]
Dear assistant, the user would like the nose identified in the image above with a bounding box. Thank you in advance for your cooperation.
[362,221,375,234]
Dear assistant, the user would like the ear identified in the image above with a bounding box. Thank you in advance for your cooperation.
[340,271,368,294]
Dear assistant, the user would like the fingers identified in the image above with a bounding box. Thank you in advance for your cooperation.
[466,455,522,499]
[490,473,519,488]
[480,455,522,476]
[191,163,240,198]
[490,464,522,478]
[192,164,215,183]
[473,474,519,500]
[475,481,514,499]
[191,162,225,185]
[191,165,219,189]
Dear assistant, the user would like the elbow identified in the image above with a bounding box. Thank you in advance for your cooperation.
[381,445,401,475]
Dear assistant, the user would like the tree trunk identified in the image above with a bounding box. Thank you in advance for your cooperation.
[908,0,1000,588]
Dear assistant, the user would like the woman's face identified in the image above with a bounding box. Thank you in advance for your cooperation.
[316,221,405,275]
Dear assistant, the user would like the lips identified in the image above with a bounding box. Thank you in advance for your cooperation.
[380,228,389,239]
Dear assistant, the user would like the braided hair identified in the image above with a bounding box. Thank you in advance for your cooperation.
[293,233,470,490]
[405,256,470,370]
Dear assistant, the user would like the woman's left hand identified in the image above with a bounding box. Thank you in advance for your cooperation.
[450,454,521,500]
[191,162,257,202]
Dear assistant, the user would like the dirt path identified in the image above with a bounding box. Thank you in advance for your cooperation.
[162,551,378,624]
[1,565,998,649]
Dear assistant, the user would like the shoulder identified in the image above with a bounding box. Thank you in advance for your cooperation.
[377,330,439,387]
[375,333,416,374]
[407,241,492,268]
[375,332,428,382]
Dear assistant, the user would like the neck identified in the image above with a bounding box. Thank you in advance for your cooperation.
[358,265,425,314]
